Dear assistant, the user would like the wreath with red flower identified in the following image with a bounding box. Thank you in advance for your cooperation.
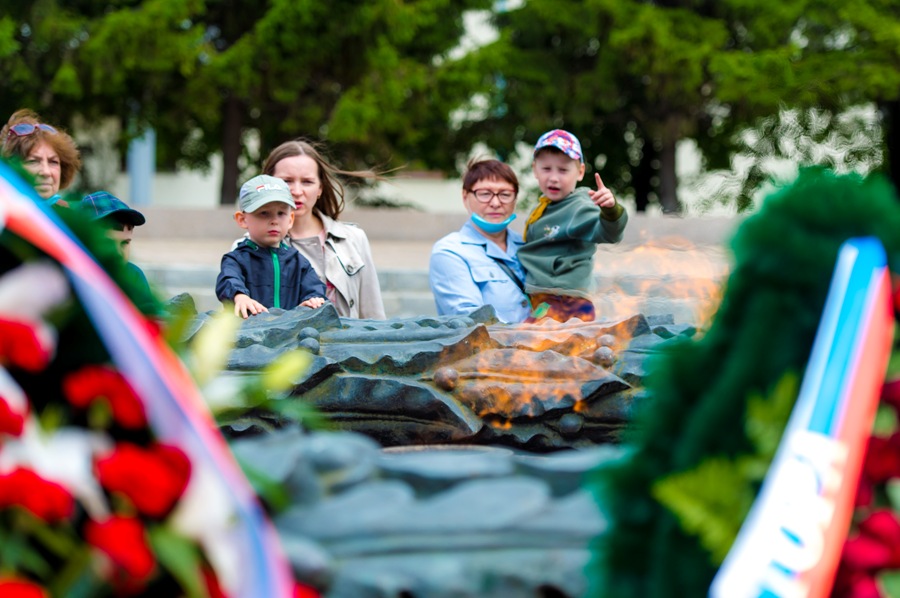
[0,224,225,596]
[0,177,319,597]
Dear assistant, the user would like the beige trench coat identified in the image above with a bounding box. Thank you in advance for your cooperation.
[289,213,386,319]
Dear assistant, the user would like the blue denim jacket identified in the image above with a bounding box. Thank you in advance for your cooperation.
[429,220,530,323]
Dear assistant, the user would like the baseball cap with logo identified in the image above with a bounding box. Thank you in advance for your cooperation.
[533,129,584,163]
[80,191,146,226]
[239,174,295,213]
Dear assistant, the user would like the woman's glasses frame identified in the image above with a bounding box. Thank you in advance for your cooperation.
[469,188,517,204]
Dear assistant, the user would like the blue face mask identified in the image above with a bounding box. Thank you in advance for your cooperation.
[471,213,516,234]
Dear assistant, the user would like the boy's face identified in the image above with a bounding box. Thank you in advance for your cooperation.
[234,201,294,248]
[108,225,135,261]
[532,150,585,202]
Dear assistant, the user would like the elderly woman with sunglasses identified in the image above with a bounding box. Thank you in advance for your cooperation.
[1,109,81,206]
[429,158,531,323]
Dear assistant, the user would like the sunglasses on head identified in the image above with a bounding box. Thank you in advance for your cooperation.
[7,123,58,138]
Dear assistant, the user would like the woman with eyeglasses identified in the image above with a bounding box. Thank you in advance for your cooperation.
[429,158,530,323]
[1,109,81,206]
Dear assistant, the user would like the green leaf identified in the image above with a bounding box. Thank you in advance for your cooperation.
[745,372,799,459]
[269,397,330,431]
[652,457,756,565]
[873,403,899,436]
[878,569,900,598]
[0,525,53,577]
[148,526,205,598]
[235,459,291,514]
[886,479,900,513]
[49,545,99,598]
[262,349,312,393]
[188,310,240,386]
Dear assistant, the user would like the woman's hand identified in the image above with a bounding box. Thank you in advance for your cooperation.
[300,297,326,309]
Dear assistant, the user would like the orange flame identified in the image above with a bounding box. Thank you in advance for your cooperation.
[427,238,730,428]
[594,238,729,330]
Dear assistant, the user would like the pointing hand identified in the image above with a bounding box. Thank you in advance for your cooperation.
[589,173,616,208]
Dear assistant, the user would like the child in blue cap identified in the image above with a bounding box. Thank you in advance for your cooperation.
[216,174,326,318]
[80,191,157,313]
[517,129,628,322]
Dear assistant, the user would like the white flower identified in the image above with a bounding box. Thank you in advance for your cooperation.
[0,419,112,518]
[0,261,69,319]
[0,367,28,417]
[168,461,243,593]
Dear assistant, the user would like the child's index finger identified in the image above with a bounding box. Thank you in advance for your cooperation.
[595,172,605,190]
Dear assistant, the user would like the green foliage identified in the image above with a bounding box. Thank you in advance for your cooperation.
[585,169,900,598]
[879,570,900,598]
[652,374,798,565]
[6,1,900,208]
[652,458,755,565]
[0,0,493,198]
[0,16,19,58]
[462,0,819,212]
[744,373,801,468]
[148,526,205,598]
[236,460,292,514]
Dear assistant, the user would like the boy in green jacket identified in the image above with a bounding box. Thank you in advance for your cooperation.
[518,129,628,322]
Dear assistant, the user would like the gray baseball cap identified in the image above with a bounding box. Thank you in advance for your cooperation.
[238,174,295,213]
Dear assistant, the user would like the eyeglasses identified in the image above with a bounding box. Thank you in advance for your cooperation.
[7,123,58,138]
[469,188,517,204]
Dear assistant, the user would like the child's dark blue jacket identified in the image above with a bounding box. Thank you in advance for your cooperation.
[215,239,326,309]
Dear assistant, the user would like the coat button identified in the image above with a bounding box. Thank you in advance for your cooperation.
[349,299,355,307]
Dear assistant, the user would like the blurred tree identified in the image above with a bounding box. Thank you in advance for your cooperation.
[0,0,491,204]
[5,1,900,209]
[461,0,813,213]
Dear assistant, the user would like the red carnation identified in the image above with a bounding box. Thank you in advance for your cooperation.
[836,509,900,598]
[85,515,155,581]
[881,379,900,414]
[62,365,146,429]
[831,567,882,598]
[96,443,191,518]
[294,582,321,598]
[0,395,25,436]
[201,566,227,598]
[862,433,900,484]
[0,577,49,598]
[854,474,874,509]
[0,467,74,522]
[0,318,52,372]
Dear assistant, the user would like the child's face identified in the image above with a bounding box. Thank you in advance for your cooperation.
[235,201,294,248]
[532,150,585,202]
[107,225,135,261]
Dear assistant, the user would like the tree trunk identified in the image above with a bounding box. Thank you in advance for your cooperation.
[882,99,900,197]
[657,117,681,214]
[219,95,243,205]
[633,136,658,212]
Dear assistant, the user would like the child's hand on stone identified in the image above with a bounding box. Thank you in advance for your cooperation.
[589,173,616,209]
[300,297,325,309]
[234,293,268,319]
